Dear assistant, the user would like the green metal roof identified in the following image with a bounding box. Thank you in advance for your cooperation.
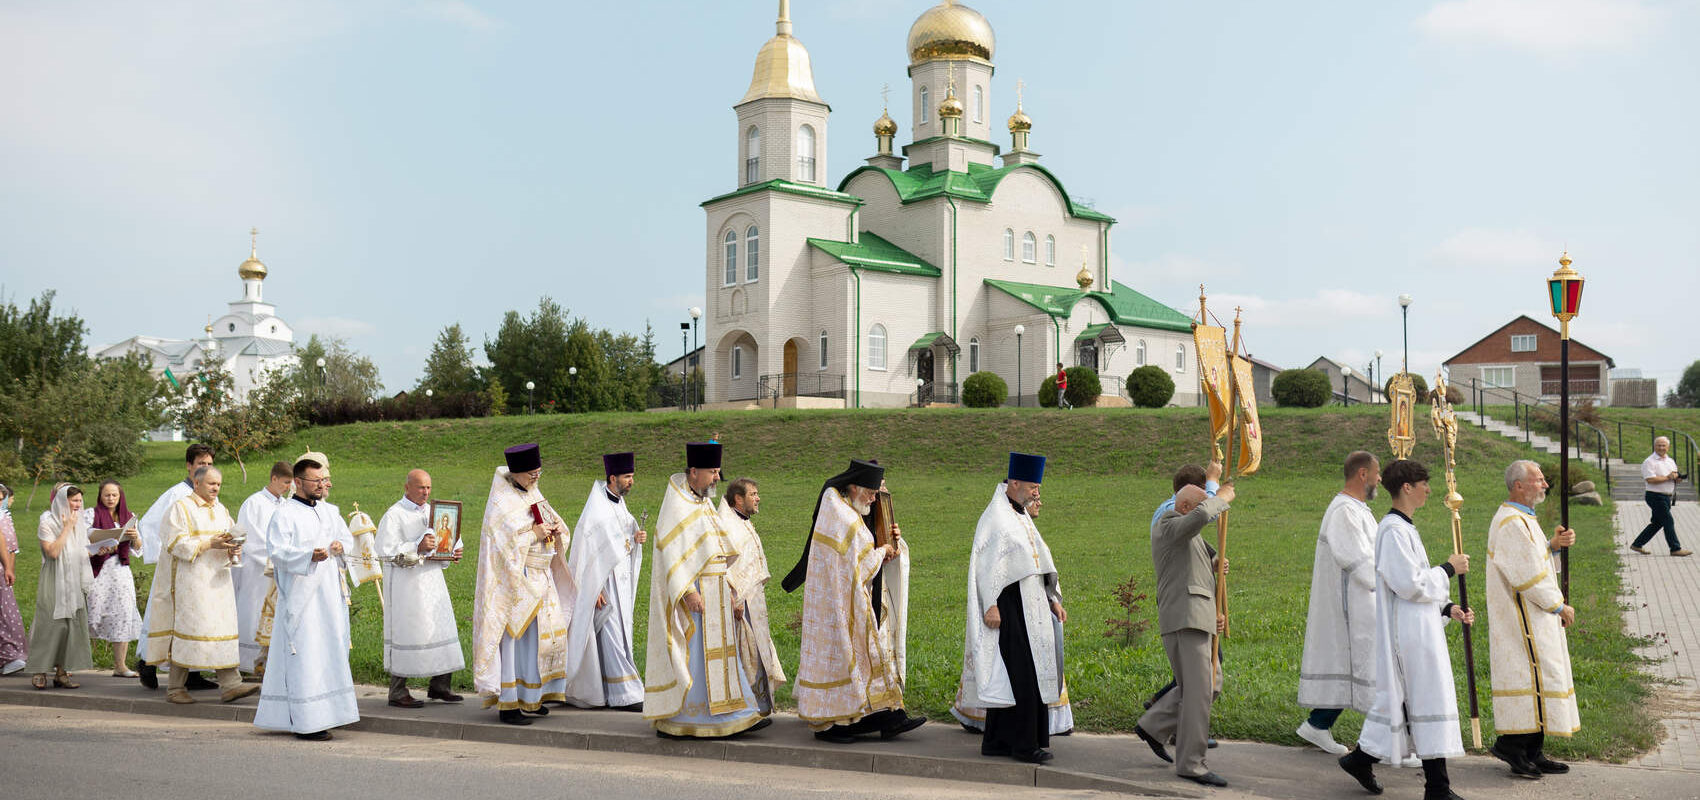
[806,232,941,277]
[984,279,1193,333]
[1076,323,1111,341]
[838,162,1115,223]
[908,331,960,355]
[701,179,864,208]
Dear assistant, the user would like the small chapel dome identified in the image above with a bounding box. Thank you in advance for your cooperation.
[907,0,995,64]
[874,109,898,137]
[239,229,268,281]
[1076,266,1094,290]
[938,90,965,119]
[1007,107,1031,132]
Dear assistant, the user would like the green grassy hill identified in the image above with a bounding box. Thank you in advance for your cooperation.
[6,406,1656,759]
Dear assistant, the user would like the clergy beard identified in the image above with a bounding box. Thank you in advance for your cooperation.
[849,497,872,516]
[1531,489,1547,506]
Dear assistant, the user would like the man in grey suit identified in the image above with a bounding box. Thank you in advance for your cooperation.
[1134,476,1235,787]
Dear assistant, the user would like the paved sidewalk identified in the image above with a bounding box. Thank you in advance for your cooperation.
[1617,499,1700,770]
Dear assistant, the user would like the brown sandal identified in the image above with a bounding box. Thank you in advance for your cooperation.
[31,673,49,690]
[53,670,79,689]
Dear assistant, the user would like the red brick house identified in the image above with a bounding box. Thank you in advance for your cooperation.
[1442,315,1615,404]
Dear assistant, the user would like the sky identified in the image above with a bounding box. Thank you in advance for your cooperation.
[2,0,1695,394]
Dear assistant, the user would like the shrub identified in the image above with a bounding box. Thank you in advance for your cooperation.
[1038,367,1101,408]
[303,390,492,426]
[961,371,1008,408]
[1272,369,1331,407]
[1384,371,1429,401]
[1126,365,1176,408]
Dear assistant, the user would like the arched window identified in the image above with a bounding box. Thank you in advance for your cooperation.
[919,86,930,126]
[1022,231,1037,263]
[868,324,888,370]
[745,225,760,282]
[723,230,738,286]
[797,124,817,183]
[1045,236,1056,266]
[818,329,829,370]
[973,85,984,123]
[745,126,761,183]
[1136,339,1147,366]
[732,345,744,379]
[969,337,980,373]
[1174,343,1187,372]
[1003,228,1014,261]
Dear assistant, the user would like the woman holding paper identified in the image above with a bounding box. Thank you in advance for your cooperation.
[84,481,143,677]
[25,484,94,689]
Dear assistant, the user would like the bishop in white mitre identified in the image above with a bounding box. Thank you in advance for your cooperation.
[254,453,359,740]
[644,442,769,739]
[234,460,292,674]
[1295,451,1381,755]
[563,452,646,710]
[718,476,787,711]
[376,468,466,708]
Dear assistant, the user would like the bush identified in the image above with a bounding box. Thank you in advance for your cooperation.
[304,391,492,426]
[1038,367,1101,408]
[1272,369,1331,407]
[1384,371,1429,401]
[1126,365,1175,408]
[1539,459,1594,492]
[961,371,1008,408]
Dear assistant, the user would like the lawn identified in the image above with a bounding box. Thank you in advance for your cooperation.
[5,406,1659,760]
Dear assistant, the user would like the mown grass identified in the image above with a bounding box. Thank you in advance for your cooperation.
[7,406,1658,759]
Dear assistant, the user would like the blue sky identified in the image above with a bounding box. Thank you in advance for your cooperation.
[2,0,1694,393]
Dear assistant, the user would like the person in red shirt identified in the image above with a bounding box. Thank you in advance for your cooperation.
[1055,363,1070,410]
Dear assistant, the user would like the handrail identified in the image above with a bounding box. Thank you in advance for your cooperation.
[1467,379,1613,493]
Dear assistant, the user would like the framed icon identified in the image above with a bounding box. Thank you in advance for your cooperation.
[426,499,463,561]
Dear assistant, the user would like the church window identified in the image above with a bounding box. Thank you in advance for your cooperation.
[797,125,817,183]
[973,85,984,123]
[723,230,738,286]
[969,337,980,373]
[1003,228,1014,261]
[1022,232,1037,263]
[868,324,888,370]
[745,126,761,184]
[228,322,235,332]
[732,345,744,379]
[1174,343,1187,372]
[919,86,930,126]
[819,329,829,370]
[1045,236,1056,266]
[1136,339,1147,366]
[745,225,760,282]
[270,324,277,334]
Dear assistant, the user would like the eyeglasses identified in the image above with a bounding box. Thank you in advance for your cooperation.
[300,477,332,486]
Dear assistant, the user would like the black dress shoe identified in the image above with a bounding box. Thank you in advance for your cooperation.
[294,730,332,741]
[814,729,857,744]
[498,709,533,726]
[1134,725,1173,764]
[612,702,644,712]
[880,714,927,740]
[1015,748,1055,764]
[1338,753,1383,795]
[388,696,424,709]
[1181,771,1228,787]
[185,672,219,691]
[138,663,158,690]
[961,721,982,734]
[734,717,773,736]
[426,691,465,703]
[1531,754,1569,774]
[1490,740,1542,779]
[522,705,549,716]
[1207,737,1219,749]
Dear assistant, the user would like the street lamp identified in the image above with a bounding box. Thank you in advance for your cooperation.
[1341,366,1352,407]
[1013,324,1026,407]
[1397,294,1412,376]
[567,366,578,414]
[1374,349,1384,401]
[525,380,535,415]
[679,322,691,411]
[1548,251,1585,598]
[689,307,703,411]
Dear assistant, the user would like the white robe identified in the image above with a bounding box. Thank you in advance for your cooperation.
[1357,512,1465,763]
[719,498,787,703]
[563,482,643,708]
[254,498,359,735]
[142,495,239,670]
[1486,504,1580,737]
[234,487,288,672]
[376,497,466,678]
[1298,493,1379,713]
[137,479,194,565]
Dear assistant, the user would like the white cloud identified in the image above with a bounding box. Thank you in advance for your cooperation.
[411,1,499,30]
[1417,0,1660,52]
[1431,227,1560,267]
[297,316,379,340]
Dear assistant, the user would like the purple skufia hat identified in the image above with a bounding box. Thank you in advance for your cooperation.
[504,443,541,473]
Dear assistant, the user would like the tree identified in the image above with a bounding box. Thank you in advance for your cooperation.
[1126,365,1176,408]
[3,353,168,508]
[1383,371,1428,401]
[1038,367,1101,408]
[961,371,1008,408]
[1272,369,1331,408]
[484,297,571,414]
[1668,360,1700,408]
[0,289,88,389]
[287,334,383,402]
[562,320,612,412]
[418,323,480,395]
[176,368,301,482]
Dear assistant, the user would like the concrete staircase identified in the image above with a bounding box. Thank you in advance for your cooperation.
[1457,411,1699,503]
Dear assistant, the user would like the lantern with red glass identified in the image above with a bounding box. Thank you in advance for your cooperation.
[1548,251,1584,599]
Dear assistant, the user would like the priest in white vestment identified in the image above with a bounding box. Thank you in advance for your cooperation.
[1486,460,1579,778]
[564,452,646,710]
[254,453,359,740]
[953,454,1065,764]
[376,469,466,708]
[1339,459,1474,800]
[718,477,786,711]
[644,442,770,739]
[1296,451,1381,755]
[234,461,291,674]
[781,459,924,743]
[472,443,574,725]
[135,443,215,689]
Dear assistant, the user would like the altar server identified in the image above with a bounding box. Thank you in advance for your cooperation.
[376,469,466,708]
[564,452,647,710]
[234,461,292,674]
[718,477,786,710]
[1296,451,1381,754]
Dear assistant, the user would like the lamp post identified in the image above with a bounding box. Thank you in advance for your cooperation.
[1548,251,1585,598]
[915,377,926,407]
[525,380,535,415]
[679,322,690,411]
[567,366,578,414]
[689,307,703,411]
[1342,366,1353,407]
[1374,349,1384,401]
[1013,324,1025,407]
[1397,294,1412,378]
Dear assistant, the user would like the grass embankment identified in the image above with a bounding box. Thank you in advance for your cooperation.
[7,407,1658,759]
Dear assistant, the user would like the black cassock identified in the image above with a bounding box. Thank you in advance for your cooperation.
[983,582,1048,757]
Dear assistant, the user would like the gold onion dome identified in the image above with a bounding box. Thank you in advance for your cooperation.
[907,0,995,64]
[1007,106,1032,132]
[938,88,965,119]
[238,227,267,280]
[1076,266,1094,290]
[741,0,823,104]
[874,109,898,136]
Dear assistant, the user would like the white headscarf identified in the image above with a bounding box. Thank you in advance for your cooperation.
[38,484,95,619]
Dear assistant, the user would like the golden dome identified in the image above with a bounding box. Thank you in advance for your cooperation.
[1007,106,1031,132]
[874,109,898,136]
[907,0,995,64]
[1076,266,1094,290]
[938,88,965,119]
[740,1,824,105]
[238,227,267,280]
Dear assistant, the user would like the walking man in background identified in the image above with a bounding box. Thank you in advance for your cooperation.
[1631,436,1690,556]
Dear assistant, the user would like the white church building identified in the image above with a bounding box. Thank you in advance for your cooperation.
[94,229,297,403]
[701,0,1199,408]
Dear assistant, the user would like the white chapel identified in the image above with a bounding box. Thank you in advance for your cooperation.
[701,0,1199,408]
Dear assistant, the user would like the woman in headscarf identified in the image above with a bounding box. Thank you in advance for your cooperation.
[25,483,95,689]
[0,483,28,675]
[85,480,143,677]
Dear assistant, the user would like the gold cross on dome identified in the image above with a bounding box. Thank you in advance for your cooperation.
[881,83,891,110]
[1016,78,1025,109]
[249,226,258,254]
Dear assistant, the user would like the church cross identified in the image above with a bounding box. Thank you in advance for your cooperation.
[881,82,891,110]
[249,226,259,255]
[1016,78,1025,109]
